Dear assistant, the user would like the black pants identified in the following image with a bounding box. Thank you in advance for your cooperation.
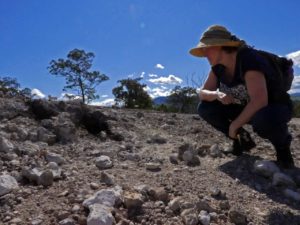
[197,100,292,155]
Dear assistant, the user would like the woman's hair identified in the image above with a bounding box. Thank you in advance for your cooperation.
[221,46,239,54]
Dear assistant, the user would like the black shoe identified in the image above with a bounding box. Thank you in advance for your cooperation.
[230,129,256,156]
[276,147,295,169]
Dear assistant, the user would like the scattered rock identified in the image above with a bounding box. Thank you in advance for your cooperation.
[95,156,113,170]
[168,197,183,213]
[145,162,161,171]
[100,171,115,186]
[58,218,76,225]
[209,144,222,158]
[181,208,198,225]
[169,154,179,164]
[87,204,115,225]
[39,170,54,187]
[83,186,123,208]
[0,175,19,196]
[198,210,210,225]
[45,152,66,165]
[123,191,144,209]
[182,150,200,166]
[228,209,247,225]
[147,134,167,144]
[0,137,14,153]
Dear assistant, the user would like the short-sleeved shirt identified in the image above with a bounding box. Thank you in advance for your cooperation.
[212,47,291,106]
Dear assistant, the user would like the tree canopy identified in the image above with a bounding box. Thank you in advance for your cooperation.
[48,49,109,104]
[112,78,152,109]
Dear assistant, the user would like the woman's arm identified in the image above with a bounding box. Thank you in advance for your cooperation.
[229,70,268,138]
[199,70,219,101]
[199,70,235,104]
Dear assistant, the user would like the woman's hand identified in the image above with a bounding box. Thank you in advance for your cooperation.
[229,121,239,139]
[216,91,235,105]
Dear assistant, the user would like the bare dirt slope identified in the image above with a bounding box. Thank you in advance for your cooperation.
[0,97,300,225]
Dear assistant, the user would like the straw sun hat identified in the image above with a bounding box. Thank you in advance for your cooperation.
[189,25,245,57]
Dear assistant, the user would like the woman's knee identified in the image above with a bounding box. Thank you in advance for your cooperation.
[197,101,217,120]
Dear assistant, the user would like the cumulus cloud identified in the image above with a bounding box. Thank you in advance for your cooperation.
[147,87,172,98]
[90,98,115,107]
[58,93,81,101]
[149,73,158,78]
[140,72,145,78]
[148,74,183,85]
[155,64,165,69]
[286,50,300,67]
[288,75,300,94]
[31,88,46,99]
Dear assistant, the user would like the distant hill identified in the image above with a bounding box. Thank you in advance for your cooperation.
[153,96,168,105]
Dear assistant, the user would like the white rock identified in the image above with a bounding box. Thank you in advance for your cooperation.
[0,175,19,196]
[198,210,210,225]
[83,186,123,208]
[272,172,296,187]
[145,162,161,171]
[58,218,76,225]
[87,204,114,225]
[45,152,65,165]
[283,189,300,201]
[209,144,222,158]
[95,156,113,170]
[168,197,183,212]
[254,160,280,178]
[0,137,14,153]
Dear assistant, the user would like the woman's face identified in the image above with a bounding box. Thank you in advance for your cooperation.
[203,46,222,65]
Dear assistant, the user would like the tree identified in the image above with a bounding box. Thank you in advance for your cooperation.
[112,78,152,109]
[167,86,199,113]
[48,49,109,104]
[0,76,21,96]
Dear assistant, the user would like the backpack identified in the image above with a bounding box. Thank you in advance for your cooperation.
[255,49,294,92]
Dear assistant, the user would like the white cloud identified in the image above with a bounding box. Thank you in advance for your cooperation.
[149,73,158,78]
[90,98,115,107]
[155,64,165,69]
[148,74,183,85]
[288,75,300,94]
[140,72,145,78]
[58,93,81,101]
[147,86,172,98]
[286,50,300,67]
[101,94,109,98]
[31,88,46,99]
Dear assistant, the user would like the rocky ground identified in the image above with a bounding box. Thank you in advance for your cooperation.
[0,96,300,225]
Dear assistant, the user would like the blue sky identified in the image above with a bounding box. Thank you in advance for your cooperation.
[1,0,300,104]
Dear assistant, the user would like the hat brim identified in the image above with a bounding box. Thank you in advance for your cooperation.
[189,41,243,57]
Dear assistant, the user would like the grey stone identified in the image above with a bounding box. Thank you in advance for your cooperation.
[123,192,144,209]
[45,152,65,165]
[209,144,222,158]
[147,134,167,144]
[83,186,123,208]
[39,170,54,187]
[229,209,247,225]
[181,208,199,225]
[37,127,56,145]
[95,156,113,170]
[198,210,210,225]
[100,171,115,186]
[145,162,161,171]
[0,175,19,196]
[169,154,179,164]
[58,218,76,225]
[87,204,114,225]
[168,197,183,212]
[0,137,14,153]
[182,150,200,166]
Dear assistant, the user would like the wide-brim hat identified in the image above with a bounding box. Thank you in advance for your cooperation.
[189,25,245,57]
